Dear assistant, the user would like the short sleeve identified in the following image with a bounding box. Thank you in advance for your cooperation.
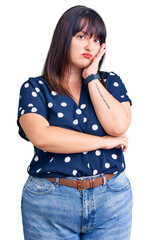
[106,72,132,105]
[17,77,48,141]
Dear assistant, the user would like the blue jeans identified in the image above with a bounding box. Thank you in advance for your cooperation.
[21,171,133,240]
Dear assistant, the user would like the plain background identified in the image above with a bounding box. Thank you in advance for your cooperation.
[1,0,150,239]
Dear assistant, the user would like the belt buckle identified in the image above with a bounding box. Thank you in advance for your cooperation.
[77,179,94,190]
[77,180,87,190]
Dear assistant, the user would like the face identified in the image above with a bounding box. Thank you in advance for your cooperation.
[69,30,101,70]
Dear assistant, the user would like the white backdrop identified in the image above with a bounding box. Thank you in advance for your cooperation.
[1,0,150,239]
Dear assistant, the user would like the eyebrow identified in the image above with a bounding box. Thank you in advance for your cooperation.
[77,30,88,36]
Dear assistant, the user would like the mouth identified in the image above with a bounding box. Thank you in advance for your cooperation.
[82,53,92,59]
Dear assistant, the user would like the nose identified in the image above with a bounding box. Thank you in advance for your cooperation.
[84,39,93,51]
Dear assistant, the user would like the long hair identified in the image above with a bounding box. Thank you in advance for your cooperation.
[41,5,107,96]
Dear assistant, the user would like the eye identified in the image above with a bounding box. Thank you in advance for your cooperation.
[77,34,85,40]
[94,39,100,43]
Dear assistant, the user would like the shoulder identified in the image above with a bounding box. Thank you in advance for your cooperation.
[99,71,120,81]
[99,70,127,91]
[104,71,129,97]
[99,70,119,79]
[19,76,53,98]
[99,70,122,86]
[20,76,48,89]
[100,71,125,88]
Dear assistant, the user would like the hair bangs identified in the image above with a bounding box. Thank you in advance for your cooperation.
[73,12,106,44]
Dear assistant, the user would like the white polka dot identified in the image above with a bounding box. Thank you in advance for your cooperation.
[36,168,41,173]
[83,152,88,154]
[110,72,115,76]
[83,117,87,123]
[24,83,29,88]
[27,166,30,171]
[111,154,117,160]
[47,172,51,174]
[48,102,53,108]
[21,109,25,115]
[57,112,64,118]
[73,119,78,125]
[104,79,107,82]
[64,157,71,163]
[19,107,22,111]
[51,91,57,96]
[76,109,82,115]
[80,104,86,109]
[34,156,39,161]
[28,103,33,107]
[113,171,118,175]
[92,124,98,131]
[95,150,101,156]
[72,170,77,176]
[61,102,67,107]
[113,82,119,87]
[39,80,43,84]
[105,163,110,168]
[32,92,37,97]
[49,157,54,162]
[122,163,124,168]
[93,169,98,175]
[35,87,40,92]
[87,163,90,168]
[121,95,125,98]
[31,107,37,112]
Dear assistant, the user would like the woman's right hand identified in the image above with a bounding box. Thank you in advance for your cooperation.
[102,134,128,152]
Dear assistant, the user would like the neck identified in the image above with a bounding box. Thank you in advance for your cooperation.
[64,66,82,85]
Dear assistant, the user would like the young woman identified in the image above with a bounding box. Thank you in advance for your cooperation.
[17,5,133,240]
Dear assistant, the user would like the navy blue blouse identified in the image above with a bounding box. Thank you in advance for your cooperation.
[17,71,132,178]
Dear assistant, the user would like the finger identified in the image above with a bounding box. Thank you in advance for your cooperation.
[122,146,127,152]
[115,144,122,148]
[94,45,107,61]
[93,48,107,63]
[122,142,128,152]
[97,44,106,57]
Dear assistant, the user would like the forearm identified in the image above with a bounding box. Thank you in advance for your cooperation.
[37,126,104,153]
[88,79,130,136]
[20,114,128,154]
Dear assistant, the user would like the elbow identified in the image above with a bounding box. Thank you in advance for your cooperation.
[33,138,51,152]
[28,130,49,150]
[29,136,45,150]
[106,118,132,137]
[32,135,49,151]
[110,128,127,137]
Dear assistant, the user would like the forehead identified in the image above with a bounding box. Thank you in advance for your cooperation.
[74,17,100,38]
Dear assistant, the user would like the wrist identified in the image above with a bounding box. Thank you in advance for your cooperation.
[99,136,106,149]
[84,73,101,86]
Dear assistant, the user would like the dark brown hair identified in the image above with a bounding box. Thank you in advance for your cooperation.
[41,5,107,96]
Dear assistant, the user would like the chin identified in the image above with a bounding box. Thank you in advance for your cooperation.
[80,61,92,68]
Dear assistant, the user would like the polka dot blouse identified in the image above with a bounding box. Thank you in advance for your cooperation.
[17,71,132,178]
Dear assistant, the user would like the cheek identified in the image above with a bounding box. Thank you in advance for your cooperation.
[70,41,80,58]
[94,45,101,56]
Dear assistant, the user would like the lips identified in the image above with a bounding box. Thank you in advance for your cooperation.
[82,53,92,59]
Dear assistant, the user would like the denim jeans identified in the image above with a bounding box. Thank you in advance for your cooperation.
[21,171,133,240]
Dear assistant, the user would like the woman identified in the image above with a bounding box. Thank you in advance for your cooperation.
[17,5,133,240]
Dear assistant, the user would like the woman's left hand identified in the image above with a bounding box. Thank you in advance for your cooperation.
[82,43,107,79]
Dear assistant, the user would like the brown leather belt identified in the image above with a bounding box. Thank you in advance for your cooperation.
[45,174,114,190]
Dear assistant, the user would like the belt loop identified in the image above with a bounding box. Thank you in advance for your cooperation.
[101,173,106,187]
[55,178,59,187]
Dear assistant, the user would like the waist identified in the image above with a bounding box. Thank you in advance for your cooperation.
[45,173,115,190]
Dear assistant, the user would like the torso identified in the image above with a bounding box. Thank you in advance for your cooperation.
[68,82,82,106]
[17,73,129,178]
